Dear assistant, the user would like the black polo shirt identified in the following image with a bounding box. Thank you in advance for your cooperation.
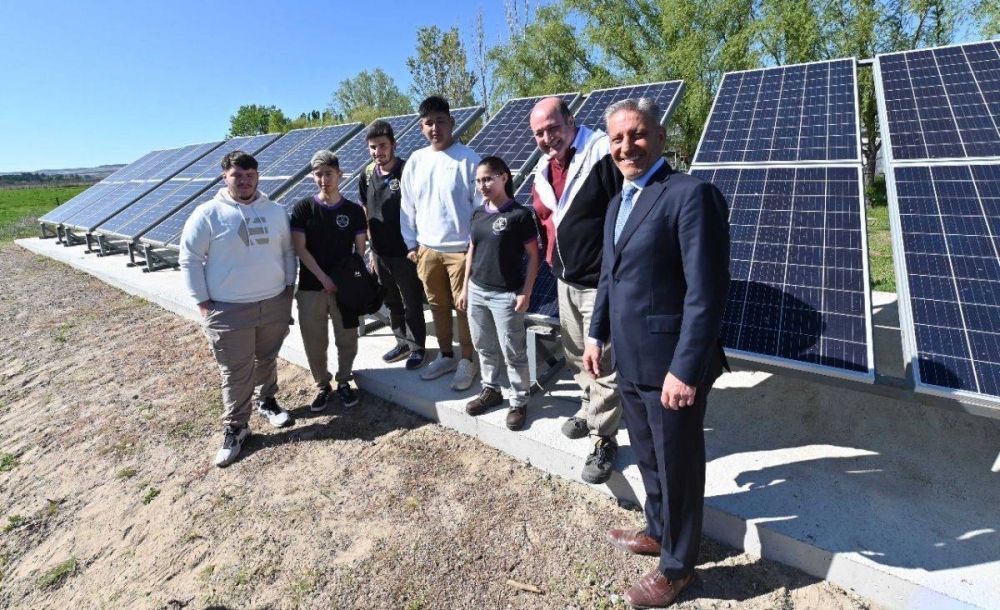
[358,159,408,257]
[289,196,367,291]
[469,200,538,292]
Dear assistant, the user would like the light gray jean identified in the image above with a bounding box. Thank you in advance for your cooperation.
[467,281,530,407]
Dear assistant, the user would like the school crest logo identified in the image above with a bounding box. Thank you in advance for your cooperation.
[491,216,507,235]
[336,214,350,229]
[389,178,400,192]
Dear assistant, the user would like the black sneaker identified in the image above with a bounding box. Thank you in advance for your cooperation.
[311,385,332,413]
[337,383,359,407]
[561,416,589,439]
[465,386,504,415]
[214,424,250,467]
[256,397,294,428]
[382,344,411,363]
[405,348,428,370]
[581,437,617,484]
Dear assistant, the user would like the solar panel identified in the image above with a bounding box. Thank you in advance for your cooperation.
[40,150,163,224]
[573,81,684,130]
[98,134,280,240]
[694,59,860,164]
[257,124,360,179]
[276,109,482,212]
[887,162,1000,399]
[691,166,872,378]
[876,41,1000,162]
[514,174,534,207]
[62,141,224,232]
[468,94,579,176]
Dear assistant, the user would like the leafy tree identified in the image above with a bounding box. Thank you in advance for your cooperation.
[329,69,413,125]
[228,104,289,137]
[407,26,477,106]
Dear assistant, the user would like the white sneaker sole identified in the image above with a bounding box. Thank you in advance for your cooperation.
[420,362,458,380]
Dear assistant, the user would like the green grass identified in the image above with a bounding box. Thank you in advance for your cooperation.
[866,203,896,293]
[0,185,89,241]
[3,515,25,532]
[116,467,137,480]
[36,557,76,589]
[141,487,160,505]
[0,452,17,472]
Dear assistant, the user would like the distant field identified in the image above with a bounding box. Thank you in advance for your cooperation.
[0,185,88,241]
[866,203,896,293]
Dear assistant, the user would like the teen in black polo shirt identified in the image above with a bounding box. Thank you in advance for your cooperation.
[457,156,540,430]
[290,151,367,412]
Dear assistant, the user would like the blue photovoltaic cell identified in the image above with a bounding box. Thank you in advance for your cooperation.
[878,41,1000,161]
[691,166,870,375]
[514,174,535,207]
[892,162,1000,396]
[138,133,282,245]
[573,81,683,130]
[99,134,280,239]
[469,94,578,175]
[40,150,165,224]
[695,59,859,164]
[63,142,224,231]
[335,114,419,179]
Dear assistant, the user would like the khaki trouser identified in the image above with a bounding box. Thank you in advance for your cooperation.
[201,290,293,428]
[557,279,621,437]
[415,246,472,354]
[295,289,358,388]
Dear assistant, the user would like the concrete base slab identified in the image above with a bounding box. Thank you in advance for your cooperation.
[17,237,1000,610]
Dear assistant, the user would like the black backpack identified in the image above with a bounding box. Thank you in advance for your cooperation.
[331,253,385,315]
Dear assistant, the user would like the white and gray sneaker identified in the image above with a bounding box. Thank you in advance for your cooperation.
[420,353,458,380]
[450,358,479,391]
[256,397,294,428]
[214,424,250,467]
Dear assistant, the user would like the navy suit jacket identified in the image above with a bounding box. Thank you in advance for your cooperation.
[589,163,730,388]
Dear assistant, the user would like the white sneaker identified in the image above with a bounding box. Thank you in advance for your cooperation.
[420,353,458,380]
[256,397,294,428]
[214,425,250,467]
[450,358,479,391]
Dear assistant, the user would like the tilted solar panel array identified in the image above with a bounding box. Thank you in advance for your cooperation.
[40,149,164,225]
[140,124,360,248]
[691,58,873,380]
[876,40,1000,404]
[468,94,579,177]
[62,141,224,232]
[274,114,422,209]
[694,59,860,164]
[97,133,280,241]
[392,106,484,160]
[518,82,686,324]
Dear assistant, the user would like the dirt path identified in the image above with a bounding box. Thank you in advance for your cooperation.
[0,243,876,609]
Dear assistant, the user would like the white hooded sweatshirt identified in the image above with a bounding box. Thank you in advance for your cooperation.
[179,187,296,304]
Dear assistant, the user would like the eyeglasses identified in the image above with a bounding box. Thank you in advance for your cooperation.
[475,174,502,186]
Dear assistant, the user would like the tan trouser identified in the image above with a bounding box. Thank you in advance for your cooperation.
[295,289,358,388]
[415,246,472,354]
[202,290,293,428]
[558,279,621,437]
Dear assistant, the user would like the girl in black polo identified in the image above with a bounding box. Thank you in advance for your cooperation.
[457,156,540,430]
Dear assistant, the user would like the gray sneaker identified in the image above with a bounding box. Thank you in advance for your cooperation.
[581,437,617,484]
[214,425,250,467]
[420,353,458,380]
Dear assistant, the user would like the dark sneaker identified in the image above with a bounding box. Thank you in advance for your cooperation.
[310,385,332,413]
[214,424,250,467]
[256,397,294,428]
[465,386,503,415]
[561,416,589,439]
[581,437,617,484]
[382,344,411,363]
[337,383,359,407]
[506,405,527,431]
[405,348,428,370]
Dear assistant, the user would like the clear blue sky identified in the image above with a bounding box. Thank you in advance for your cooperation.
[0,0,512,173]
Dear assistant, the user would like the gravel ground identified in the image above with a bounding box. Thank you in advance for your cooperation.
[0,243,877,609]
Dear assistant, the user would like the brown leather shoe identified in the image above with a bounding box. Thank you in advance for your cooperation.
[606,528,661,556]
[624,569,693,608]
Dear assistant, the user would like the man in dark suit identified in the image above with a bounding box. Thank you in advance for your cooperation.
[583,97,730,608]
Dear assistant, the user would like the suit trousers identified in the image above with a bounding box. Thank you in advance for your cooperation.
[374,252,427,349]
[557,279,621,437]
[295,289,358,388]
[202,290,292,428]
[618,375,710,580]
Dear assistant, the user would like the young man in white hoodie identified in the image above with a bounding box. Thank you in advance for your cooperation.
[400,96,481,391]
[179,150,297,467]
